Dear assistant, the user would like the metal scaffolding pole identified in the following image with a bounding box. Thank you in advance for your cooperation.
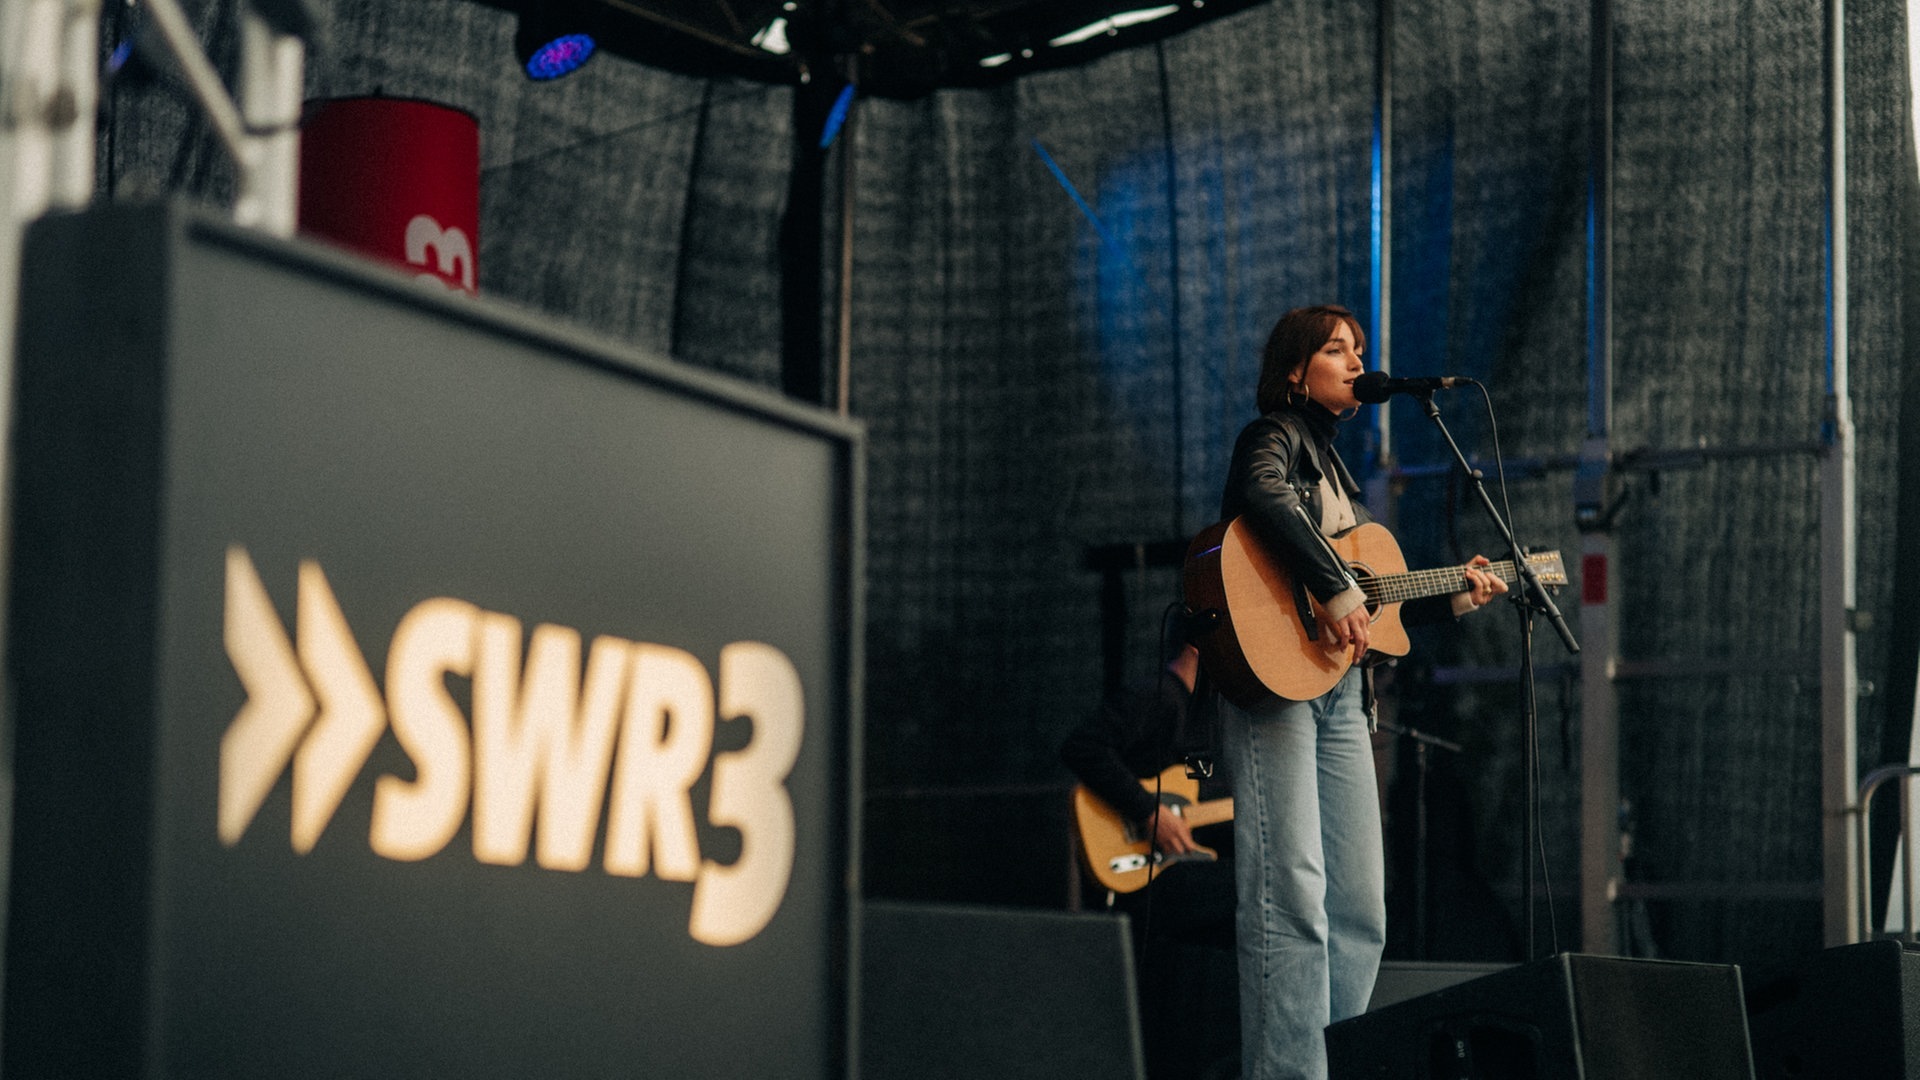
[236,4,306,236]
[1576,0,1621,956]
[1369,0,1394,471]
[1364,0,1397,531]
[834,77,856,419]
[1820,0,1860,947]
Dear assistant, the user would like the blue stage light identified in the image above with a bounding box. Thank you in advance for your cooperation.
[516,14,598,81]
[819,85,856,149]
[524,32,595,79]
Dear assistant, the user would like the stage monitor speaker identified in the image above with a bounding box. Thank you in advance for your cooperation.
[1371,961,1513,1011]
[861,900,1146,1080]
[1326,952,1754,1080]
[1745,939,1920,1079]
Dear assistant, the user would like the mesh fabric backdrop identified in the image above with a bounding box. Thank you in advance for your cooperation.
[91,0,1912,968]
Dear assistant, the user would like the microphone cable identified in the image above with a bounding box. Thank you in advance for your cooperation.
[1473,381,1562,957]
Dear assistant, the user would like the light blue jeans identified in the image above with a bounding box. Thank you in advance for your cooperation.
[1220,670,1385,1080]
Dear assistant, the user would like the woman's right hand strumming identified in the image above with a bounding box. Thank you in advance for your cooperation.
[1325,606,1370,663]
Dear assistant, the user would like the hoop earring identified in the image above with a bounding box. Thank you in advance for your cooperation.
[1286,385,1306,407]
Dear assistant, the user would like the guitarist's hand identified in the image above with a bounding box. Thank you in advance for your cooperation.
[1326,607,1370,664]
[1462,555,1508,607]
[1148,808,1198,856]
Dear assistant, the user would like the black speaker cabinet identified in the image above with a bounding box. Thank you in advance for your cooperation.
[1745,939,1920,1079]
[860,901,1146,1080]
[1371,961,1513,1011]
[1326,953,1755,1080]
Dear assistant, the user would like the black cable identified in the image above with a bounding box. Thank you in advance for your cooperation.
[1140,768,1163,943]
[1154,40,1187,541]
[1158,598,1183,673]
[1529,640,1562,955]
[1475,379,1561,955]
[1138,596,1200,945]
[479,83,780,178]
[1559,669,1574,773]
[1476,383,1520,553]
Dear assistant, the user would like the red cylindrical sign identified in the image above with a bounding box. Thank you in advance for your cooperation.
[299,98,480,294]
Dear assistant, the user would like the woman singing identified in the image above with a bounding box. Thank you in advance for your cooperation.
[1217,304,1504,1080]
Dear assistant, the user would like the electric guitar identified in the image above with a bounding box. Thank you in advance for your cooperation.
[1073,764,1234,894]
[1182,519,1567,707]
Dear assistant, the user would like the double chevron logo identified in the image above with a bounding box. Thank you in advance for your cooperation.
[218,546,804,947]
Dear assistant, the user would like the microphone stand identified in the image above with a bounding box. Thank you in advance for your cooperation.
[1411,389,1578,961]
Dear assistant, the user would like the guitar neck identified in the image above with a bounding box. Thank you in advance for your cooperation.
[1363,556,1530,605]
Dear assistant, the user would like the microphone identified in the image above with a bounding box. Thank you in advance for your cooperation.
[1351,371,1474,403]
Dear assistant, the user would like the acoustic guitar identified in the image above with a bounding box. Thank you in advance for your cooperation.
[1073,764,1234,894]
[1183,518,1567,707]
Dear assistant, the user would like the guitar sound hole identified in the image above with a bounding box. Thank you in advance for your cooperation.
[1348,562,1380,618]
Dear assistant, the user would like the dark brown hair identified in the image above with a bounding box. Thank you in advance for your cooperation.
[1255,305,1366,414]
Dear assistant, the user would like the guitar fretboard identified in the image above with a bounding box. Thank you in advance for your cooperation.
[1360,557,1541,605]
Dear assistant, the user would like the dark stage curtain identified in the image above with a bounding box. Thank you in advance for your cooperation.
[90,0,1914,966]
[840,4,1380,904]
[1595,0,1910,963]
[838,0,1914,964]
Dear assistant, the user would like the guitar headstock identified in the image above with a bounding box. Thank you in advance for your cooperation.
[1526,550,1570,587]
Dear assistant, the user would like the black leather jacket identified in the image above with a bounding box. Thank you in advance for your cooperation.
[1220,402,1450,627]
[1220,402,1366,606]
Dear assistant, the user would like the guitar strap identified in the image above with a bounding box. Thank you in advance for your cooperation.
[1180,666,1221,779]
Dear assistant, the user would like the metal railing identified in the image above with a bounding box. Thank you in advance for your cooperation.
[1855,763,1920,941]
